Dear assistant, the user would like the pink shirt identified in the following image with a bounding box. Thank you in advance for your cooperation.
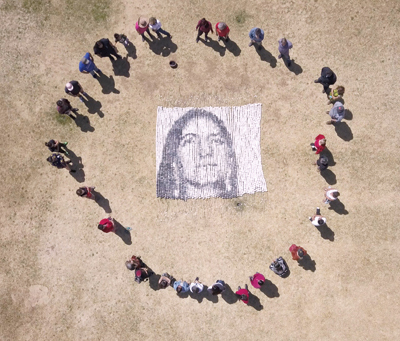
[235,288,249,304]
[250,273,265,288]
[135,22,148,34]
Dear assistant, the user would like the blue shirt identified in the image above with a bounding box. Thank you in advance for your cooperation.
[249,28,264,42]
[173,281,190,293]
[79,52,96,72]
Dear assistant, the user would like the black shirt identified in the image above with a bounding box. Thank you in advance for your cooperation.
[93,38,114,57]
[65,81,80,95]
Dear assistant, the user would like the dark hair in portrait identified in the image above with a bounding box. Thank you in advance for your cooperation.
[157,109,238,200]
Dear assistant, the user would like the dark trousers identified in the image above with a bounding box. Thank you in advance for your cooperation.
[141,28,152,39]
[197,30,210,40]
[282,54,291,67]
[107,50,122,61]
[316,208,321,215]
[317,77,333,93]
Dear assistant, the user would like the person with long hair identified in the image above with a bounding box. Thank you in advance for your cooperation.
[157,109,238,200]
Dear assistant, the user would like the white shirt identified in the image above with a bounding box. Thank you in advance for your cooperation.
[311,216,327,226]
[149,19,162,31]
[326,189,338,201]
[189,282,204,293]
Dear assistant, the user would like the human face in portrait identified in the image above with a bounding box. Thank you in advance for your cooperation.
[178,116,229,187]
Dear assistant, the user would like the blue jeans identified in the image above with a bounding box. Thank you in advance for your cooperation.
[89,65,101,77]
[156,28,170,37]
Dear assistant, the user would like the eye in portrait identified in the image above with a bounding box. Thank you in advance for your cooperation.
[157,109,238,200]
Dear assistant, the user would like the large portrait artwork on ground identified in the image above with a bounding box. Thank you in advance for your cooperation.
[156,104,267,200]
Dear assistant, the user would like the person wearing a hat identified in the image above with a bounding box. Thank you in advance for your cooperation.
[173,279,190,294]
[136,17,153,42]
[64,80,88,102]
[278,37,293,67]
[249,272,265,289]
[314,67,337,94]
[149,17,171,39]
[79,52,102,78]
[269,257,289,277]
[98,216,115,233]
[326,101,345,124]
[309,207,327,227]
[289,244,307,261]
[314,154,329,172]
[215,21,230,43]
[196,18,213,43]
[248,27,264,50]
[93,38,122,62]
[235,285,250,305]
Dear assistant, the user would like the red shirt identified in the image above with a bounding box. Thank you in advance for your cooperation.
[216,22,230,37]
[289,244,307,260]
[235,288,249,304]
[196,20,213,33]
[315,134,326,154]
[250,273,265,288]
[99,218,114,233]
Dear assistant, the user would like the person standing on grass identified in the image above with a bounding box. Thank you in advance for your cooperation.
[326,102,345,125]
[249,272,265,289]
[327,85,345,104]
[174,280,190,294]
[46,153,75,173]
[98,216,115,233]
[323,186,340,204]
[248,27,264,49]
[313,154,329,172]
[149,17,172,39]
[56,98,78,119]
[189,277,204,294]
[278,38,293,67]
[79,52,102,79]
[310,134,326,154]
[136,17,153,42]
[114,33,130,47]
[76,186,95,200]
[196,18,213,43]
[45,139,68,155]
[289,244,307,261]
[309,207,327,226]
[93,38,122,61]
[207,280,226,295]
[215,22,230,42]
[235,284,250,305]
[65,81,88,103]
[314,67,337,94]
[158,273,172,289]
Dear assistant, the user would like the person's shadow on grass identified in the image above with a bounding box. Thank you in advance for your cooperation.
[248,290,263,311]
[315,223,335,241]
[73,112,95,132]
[149,36,178,57]
[335,122,353,141]
[92,189,112,213]
[64,146,85,182]
[113,57,130,77]
[321,169,337,185]
[81,94,104,118]
[113,219,132,245]
[287,59,303,75]
[328,199,349,215]
[259,279,280,298]
[298,254,316,272]
[256,45,277,67]
[224,39,241,56]
[221,284,238,304]
[125,43,137,59]
[97,73,120,95]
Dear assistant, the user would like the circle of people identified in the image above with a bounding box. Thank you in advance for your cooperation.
[45,15,346,306]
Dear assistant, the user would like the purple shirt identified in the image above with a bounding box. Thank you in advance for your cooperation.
[278,39,293,58]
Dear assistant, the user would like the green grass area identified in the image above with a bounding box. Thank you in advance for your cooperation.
[234,10,250,25]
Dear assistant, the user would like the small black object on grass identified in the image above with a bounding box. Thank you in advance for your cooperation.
[169,61,177,69]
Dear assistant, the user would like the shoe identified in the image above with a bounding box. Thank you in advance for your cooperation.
[79,96,84,102]
[63,142,68,146]
[142,36,145,42]
[65,152,69,156]
[245,284,248,290]
[97,69,102,74]
[168,35,172,39]
[322,89,326,93]
[314,80,319,83]
[309,217,312,221]
[195,277,199,281]
[218,36,221,42]
[326,121,332,125]
[225,37,230,43]
[326,111,330,114]
[92,74,98,79]
[196,37,199,43]
[278,54,282,59]
[248,42,253,47]
[237,286,241,291]
[83,92,88,97]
